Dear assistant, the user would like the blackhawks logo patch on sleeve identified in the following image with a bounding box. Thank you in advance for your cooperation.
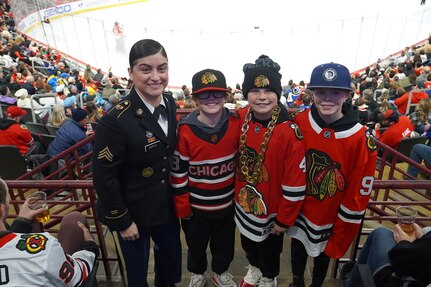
[365,130,377,152]
[290,123,303,140]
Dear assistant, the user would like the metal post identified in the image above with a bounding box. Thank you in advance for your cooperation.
[102,21,111,67]
[354,17,364,70]
[368,13,379,65]
[34,0,50,47]
[87,17,99,67]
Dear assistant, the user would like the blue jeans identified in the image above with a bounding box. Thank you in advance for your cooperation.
[407,144,431,178]
[347,227,396,287]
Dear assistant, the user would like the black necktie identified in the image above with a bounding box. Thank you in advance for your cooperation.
[153,105,168,120]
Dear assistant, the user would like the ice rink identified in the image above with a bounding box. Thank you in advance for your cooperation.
[25,0,431,88]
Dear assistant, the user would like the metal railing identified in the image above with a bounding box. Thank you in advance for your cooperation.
[405,87,431,116]
[29,93,58,122]
[332,139,431,277]
[5,118,431,282]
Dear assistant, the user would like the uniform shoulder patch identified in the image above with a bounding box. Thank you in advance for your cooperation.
[289,122,303,140]
[365,129,377,152]
[98,146,113,162]
[108,100,131,118]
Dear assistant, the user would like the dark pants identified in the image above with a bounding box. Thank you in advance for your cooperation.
[57,211,89,254]
[241,233,284,279]
[181,212,235,275]
[291,238,330,287]
[117,211,182,287]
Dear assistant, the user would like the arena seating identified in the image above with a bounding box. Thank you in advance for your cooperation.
[2,1,431,284]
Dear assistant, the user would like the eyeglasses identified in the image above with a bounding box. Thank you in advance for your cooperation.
[194,91,225,99]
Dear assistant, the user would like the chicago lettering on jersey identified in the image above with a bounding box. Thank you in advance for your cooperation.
[189,160,235,178]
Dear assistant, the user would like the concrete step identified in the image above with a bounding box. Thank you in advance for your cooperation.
[96,232,341,287]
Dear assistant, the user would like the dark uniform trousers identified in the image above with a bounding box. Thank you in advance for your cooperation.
[117,209,181,287]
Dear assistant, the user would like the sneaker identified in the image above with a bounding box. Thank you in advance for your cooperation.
[239,265,262,287]
[288,276,304,287]
[212,271,237,287]
[257,277,277,287]
[190,273,206,287]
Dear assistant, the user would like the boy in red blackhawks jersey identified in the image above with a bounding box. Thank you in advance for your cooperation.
[170,69,240,287]
[287,63,378,287]
[235,55,306,287]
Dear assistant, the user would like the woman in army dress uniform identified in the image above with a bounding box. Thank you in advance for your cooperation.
[92,39,181,287]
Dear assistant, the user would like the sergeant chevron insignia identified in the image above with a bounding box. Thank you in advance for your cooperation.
[98,146,113,162]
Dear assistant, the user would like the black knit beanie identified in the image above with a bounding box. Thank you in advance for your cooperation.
[242,55,282,99]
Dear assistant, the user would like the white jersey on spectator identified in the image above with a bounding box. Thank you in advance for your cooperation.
[0,232,95,287]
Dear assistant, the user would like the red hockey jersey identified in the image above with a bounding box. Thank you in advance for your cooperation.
[288,106,377,258]
[375,115,415,150]
[235,106,306,242]
[170,112,240,219]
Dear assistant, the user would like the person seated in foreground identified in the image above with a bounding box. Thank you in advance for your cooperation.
[406,143,431,180]
[340,225,431,287]
[0,178,99,286]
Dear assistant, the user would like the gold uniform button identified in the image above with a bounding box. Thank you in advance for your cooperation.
[142,167,153,177]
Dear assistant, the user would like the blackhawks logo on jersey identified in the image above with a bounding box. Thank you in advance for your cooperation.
[236,146,269,184]
[365,129,377,152]
[16,234,48,254]
[289,123,303,140]
[306,149,345,201]
[238,184,268,216]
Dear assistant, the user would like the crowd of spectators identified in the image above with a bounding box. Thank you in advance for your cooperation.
[0,0,132,165]
[0,0,430,167]
[1,1,431,286]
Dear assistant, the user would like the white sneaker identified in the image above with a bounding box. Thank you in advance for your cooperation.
[189,273,206,287]
[257,277,277,287]
[212,271,237,287]
[239,265,262,287]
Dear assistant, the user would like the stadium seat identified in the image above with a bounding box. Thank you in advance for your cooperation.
[0,145,28,179]
[25,122,49,134]
[80,259,99,287]
[46,124,60,135]
[39,134,56,151]
[340,262,376,287]
[19,107,36,123]
[357,264,376,287]
[397,136,428,158]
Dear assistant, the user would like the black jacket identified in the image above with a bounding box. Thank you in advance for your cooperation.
[375,231,431,287]
[92,88,177,231]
